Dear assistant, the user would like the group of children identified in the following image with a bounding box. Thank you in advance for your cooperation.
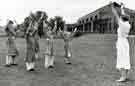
[4,12,77,71]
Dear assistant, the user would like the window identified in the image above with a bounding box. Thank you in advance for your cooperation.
[95,15,98,19]
[78,21,81,24]
[90,17,93,21]
[82,20,84,23]
[86,18,89,22]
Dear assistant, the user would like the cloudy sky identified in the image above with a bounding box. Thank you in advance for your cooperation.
[0,0,134,25]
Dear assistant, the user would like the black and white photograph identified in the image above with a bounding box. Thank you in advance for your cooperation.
[0,0,135,86]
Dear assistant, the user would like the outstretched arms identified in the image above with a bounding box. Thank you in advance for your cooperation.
[38,13,44,23]
[59,27,77,40]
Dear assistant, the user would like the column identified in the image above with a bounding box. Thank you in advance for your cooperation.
[87,23,90,32]
[91,21,93,32]
[83,24,85,33]
[111,17,115,33]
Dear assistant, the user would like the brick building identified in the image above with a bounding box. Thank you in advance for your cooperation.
[76,2,135,34]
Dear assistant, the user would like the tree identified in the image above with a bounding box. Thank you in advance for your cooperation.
[48,16,65,31]
[21,11,65,37]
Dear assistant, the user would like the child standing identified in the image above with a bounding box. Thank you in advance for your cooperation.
[5,20,19,67]
[59,27,77,64]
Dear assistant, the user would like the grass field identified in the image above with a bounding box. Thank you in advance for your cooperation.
[0,34,135,86]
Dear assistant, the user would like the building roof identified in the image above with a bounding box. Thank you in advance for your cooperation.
[78,3,112,21]
[77,2,135,22]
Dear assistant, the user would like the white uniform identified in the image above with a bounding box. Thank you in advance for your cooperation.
[116,19,131,70]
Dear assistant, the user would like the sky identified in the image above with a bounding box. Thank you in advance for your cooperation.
[0,0,134,25]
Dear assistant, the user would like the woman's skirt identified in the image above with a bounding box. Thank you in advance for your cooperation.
[6,38,18,56]
[116,37,131,70]
[25,36,36,62]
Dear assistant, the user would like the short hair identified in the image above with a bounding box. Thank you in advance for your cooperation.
[121,15,130,21]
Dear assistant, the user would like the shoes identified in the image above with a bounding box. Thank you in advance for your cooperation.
[48,65,55,69]
[11,63,18,66]
[29,68,35,71]
[65,58,71,64]
[116,77,127,82]
[26,62,35,71]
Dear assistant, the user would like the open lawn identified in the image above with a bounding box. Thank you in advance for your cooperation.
[0,34,135,86]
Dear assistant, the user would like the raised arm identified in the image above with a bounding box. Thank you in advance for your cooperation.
[9,26,16,36]
[43,20,48,34]
[13,19,20,31]
[14,19,18,25]
[26,21,32,34]
[71,27,77,37]
[59,28,65,39]
[120,3,126,15]
[111,3,120,24]
[52,21,57,33]
[38,13,44,23]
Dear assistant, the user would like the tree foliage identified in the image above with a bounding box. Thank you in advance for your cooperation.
[48,16,65,31]
[19,11,65,37]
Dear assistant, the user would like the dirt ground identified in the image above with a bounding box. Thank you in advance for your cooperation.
[0,34,135,86]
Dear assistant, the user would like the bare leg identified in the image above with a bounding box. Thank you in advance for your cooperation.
[49,56,54,67]
[26,62,31,71]
[64,41,72,64]
[44,54,50,68]
[116,68,127,82]
[5,55,12,67]
[65,49,72,64]
[26,62,35,71]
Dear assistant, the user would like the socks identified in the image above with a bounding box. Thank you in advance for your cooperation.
[67,51,71,57]
[50,56,54,66]
[6,56,9,65]
[6,56,12,65]
[44,55,54,68]
[26,62,31,70]
[26,62,35,71]
[44,54,49,68]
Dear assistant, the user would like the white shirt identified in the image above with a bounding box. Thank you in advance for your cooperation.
[117,19,131,38]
